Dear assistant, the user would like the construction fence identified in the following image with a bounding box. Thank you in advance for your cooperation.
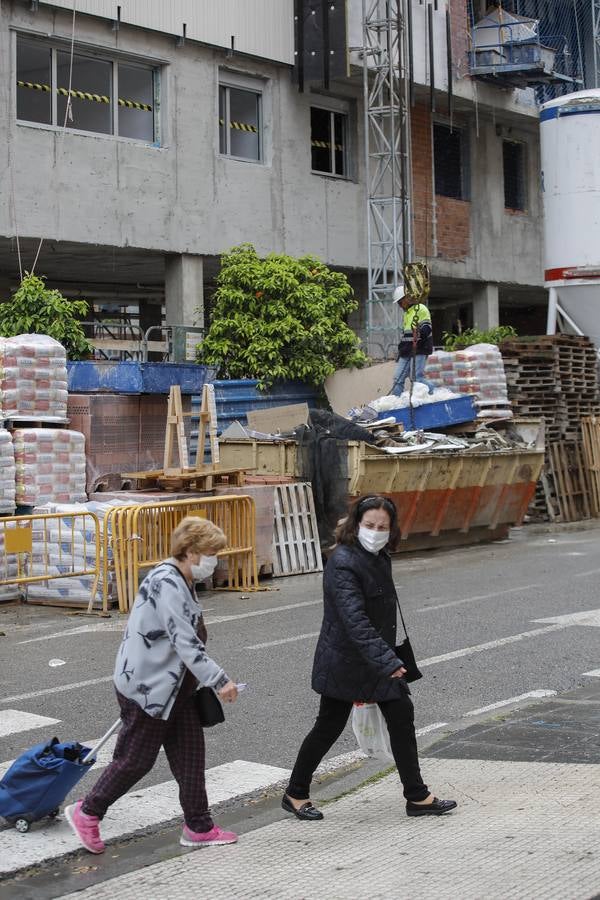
[0,495,259,613]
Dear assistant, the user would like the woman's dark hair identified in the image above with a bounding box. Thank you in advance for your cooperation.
[335,495,400,550]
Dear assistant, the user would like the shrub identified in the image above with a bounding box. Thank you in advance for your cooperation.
[0,273,91,359]
[197,244,367,388]
[442,325,518,351]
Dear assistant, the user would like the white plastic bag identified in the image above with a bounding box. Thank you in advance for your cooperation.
[352,703,394,761]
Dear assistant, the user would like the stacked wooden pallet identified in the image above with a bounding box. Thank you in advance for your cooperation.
[500,335,600,521]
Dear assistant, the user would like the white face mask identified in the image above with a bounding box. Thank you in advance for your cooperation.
[358,526,389,554]
[190,556,219,582]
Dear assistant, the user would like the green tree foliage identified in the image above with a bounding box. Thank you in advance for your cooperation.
[0,273,91,359]
[198,245,367,388]
[442,325,517,351]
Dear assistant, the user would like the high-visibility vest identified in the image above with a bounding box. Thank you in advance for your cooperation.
[402,303,431,336]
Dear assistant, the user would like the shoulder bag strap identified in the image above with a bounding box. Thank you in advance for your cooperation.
[395,596,410,640]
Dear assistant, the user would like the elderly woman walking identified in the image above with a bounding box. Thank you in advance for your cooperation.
[65,516,239,852]
[282,495,457,821]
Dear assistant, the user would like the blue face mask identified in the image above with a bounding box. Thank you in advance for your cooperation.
[358,526,389,554]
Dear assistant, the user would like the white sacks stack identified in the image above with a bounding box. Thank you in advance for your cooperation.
[0,334,68,421]
[26,499,135,607]
[13,429,87,506]
[425,344,512,419]
[0,429,16,514]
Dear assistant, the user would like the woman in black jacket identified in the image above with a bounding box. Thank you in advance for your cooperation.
[282,494,456,821]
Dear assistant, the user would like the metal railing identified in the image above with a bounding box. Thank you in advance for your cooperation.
[105,496,259,612]
[0,511,101,608]
[82,322,205,362]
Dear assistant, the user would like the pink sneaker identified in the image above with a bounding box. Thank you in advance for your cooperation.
[180,824,238,848]
[64,800,105,854]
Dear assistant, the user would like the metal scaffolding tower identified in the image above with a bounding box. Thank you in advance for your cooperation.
[362,0,412,359]
[594,0,600,87]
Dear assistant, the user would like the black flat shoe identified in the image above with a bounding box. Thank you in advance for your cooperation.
[406,797,457,817]
[281,794,324,821]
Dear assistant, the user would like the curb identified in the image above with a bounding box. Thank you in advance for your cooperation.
[513,520,600,536]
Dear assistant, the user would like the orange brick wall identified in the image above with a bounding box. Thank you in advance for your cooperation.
[411,104,434,259]
[449,0,470,80]
[411,103,471,261]
[435,196,471,259]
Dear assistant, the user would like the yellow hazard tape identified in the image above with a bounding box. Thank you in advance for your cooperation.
[311,139,343,151]
[218,117,258,134]
[17,80,152,111]
[17,80,50,93]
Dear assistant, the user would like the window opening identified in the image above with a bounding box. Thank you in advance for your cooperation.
[311,107,347,176]
[503,140,526,211]
[16,38,52,124]
[434,123,468,200]
[16,35,157,143]
[219,84,261,162]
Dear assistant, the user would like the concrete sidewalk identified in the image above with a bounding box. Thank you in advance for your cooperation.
[60,683,600,900]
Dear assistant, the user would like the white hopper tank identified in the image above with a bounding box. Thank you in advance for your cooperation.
[540,89,600,346]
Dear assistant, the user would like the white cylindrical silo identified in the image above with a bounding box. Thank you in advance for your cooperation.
[540,89,600,345]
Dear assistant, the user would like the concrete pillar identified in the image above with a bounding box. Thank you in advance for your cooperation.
[164,254,204,326]
[472,283,499,331]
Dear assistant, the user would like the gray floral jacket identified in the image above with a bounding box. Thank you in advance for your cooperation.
[113,559,229,719]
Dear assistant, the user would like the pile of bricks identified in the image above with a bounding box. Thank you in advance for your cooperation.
[500,334,600,521]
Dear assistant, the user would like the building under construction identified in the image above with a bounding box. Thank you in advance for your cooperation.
[0,0,597,359]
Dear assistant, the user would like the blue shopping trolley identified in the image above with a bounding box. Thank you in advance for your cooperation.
[0,719,121,833]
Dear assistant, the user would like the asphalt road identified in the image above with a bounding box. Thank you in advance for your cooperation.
[2,524,600,798]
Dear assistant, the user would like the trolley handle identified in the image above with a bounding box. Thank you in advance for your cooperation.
[82,718,122,765]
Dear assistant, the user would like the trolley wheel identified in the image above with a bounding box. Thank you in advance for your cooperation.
[49,808,60,819]
[15,818,30,833]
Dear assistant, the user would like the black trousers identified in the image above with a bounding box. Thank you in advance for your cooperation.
[286,694,429,803]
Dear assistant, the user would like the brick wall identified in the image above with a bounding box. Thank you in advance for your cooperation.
[449,0,470,80]
[411,104,434,259]
[435,196,471,259]
[411,102,471,261]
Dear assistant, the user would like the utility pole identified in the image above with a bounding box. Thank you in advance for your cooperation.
[362,0,412,359]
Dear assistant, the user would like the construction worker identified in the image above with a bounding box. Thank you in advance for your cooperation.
[390,284,434,397]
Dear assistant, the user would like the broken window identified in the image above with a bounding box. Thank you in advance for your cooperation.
[16,34,158,143]
[16,38,52,125]
[503,140,527,211]
[219,84,261,162]
[311,107,347,177]
[434,123,469,200]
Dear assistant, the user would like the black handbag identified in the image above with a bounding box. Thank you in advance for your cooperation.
[394,598,423,683]
[194,687,225,727]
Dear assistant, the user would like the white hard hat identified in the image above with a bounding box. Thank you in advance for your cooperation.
[392,285,406,303]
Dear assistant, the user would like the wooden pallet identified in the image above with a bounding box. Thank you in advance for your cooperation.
[121,465,249,492]
[581,416,600,517]
[548,441,592,522]
[272,482,323,577]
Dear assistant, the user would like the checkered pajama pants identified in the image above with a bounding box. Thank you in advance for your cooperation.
[82,685,213,833]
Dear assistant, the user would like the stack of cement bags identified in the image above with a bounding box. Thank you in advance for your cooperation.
[426,344,512,419]
[25,499,135,607]
[13,429,87,506]
[0,334,68,420]
[0,429,15,514]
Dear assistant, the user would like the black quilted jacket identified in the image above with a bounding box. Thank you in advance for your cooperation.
[311,542,408,703]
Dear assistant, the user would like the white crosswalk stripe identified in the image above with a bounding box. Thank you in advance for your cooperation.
[0,710,60,738]
[0,758,290,876]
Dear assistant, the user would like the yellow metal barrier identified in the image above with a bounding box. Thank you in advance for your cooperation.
[0,511,101,609]
[106,496,259,612]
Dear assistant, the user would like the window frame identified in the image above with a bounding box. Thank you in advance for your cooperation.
[433,120,470,202]
[503,139,528,213]
[310,105,349,179]
[14,31,161,146]
[218,78,264,164]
